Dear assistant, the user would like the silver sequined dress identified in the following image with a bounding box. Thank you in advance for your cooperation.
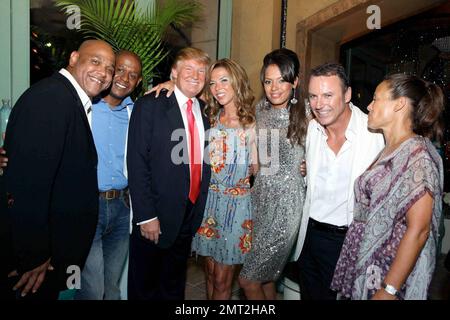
[240,102,306,282]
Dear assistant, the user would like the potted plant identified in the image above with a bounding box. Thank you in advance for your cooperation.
[55,0,202,95]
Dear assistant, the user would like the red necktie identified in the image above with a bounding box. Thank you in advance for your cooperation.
[186,99,202,203]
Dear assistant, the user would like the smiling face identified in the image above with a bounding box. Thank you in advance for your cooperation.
[67,40,115,98]
[308,75,351,128]
[263,64,297,109]
[209,67,235,108]
[172,58,207,98]
[109,52,142,101]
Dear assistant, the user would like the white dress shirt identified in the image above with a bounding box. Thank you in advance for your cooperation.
[308,110,356,226]
[59,68,93,128]
[173,86,206,168]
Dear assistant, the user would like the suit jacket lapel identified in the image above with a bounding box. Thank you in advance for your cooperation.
[165,95,190,177]
[199,101,210,170]
[199,100,210,132]
[165,95,186,132]
[54,73,97,158]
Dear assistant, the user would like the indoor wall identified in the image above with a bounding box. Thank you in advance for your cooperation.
[227,0,447,98]
[230,0,280,100]
[229,0,337,99]
[295,0,446,91]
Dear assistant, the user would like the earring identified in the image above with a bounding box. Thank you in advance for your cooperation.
[290,88,298,105]
[305,99,312,118]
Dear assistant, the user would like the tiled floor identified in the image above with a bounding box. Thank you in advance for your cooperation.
[184,256,245,300]
[185,254,450,300]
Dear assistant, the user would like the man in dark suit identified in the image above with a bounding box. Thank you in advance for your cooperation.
[0,39,115,300]
[127,47,211,300]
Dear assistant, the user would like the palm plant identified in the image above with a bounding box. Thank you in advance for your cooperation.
[55,0,202,93]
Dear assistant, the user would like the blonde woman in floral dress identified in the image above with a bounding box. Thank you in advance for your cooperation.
[190,59,257,300]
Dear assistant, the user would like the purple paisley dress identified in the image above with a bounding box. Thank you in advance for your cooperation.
[331,136,443,300]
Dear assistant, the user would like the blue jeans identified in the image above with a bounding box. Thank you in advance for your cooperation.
[74,196,130,300]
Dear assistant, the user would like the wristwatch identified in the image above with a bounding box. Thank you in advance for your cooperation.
[381,282,402,299]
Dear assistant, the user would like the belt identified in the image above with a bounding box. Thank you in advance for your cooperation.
[99,188,128,200]
[308,218,348,235]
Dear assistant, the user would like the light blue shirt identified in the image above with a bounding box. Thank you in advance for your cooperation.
[92,96,133,191]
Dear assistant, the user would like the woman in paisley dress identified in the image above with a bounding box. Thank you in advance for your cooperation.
[331,74,444,300]
[239,48,308,299]
[190,59,257,300]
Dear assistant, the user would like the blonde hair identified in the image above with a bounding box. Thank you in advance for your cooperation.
[204,59,255,128]
[171,47,211,69]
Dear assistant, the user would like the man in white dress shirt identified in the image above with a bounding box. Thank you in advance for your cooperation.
[293,62,384,300]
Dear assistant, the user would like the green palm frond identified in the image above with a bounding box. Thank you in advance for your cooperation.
[152,0,203,30]
[54,0,202,94]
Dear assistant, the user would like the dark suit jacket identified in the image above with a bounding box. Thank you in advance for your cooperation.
[127,92,211,249]
[2,72,98,289]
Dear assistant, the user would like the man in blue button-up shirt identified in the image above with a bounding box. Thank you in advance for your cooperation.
[74,50,142,300]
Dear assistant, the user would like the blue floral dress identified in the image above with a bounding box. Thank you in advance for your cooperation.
[191,115,254,265]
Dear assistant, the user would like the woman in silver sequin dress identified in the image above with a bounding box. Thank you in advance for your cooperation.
[239,48,308,299]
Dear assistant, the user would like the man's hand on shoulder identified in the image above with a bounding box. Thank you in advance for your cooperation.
[145,81,175,98]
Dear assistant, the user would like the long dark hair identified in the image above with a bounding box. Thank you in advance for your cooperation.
[260,48,308,145]
[384,73,445,143]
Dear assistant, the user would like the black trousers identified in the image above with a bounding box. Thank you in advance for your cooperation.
[297,219,346,300]
[128,201,195,300]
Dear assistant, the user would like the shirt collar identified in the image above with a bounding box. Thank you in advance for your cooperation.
[174,86,197,109]
[59,68,91,112]
[100,95,134,111]
[122,95,134,108]
[313,102,357,141]
[344,103,358,141]
[315,120,327,137]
